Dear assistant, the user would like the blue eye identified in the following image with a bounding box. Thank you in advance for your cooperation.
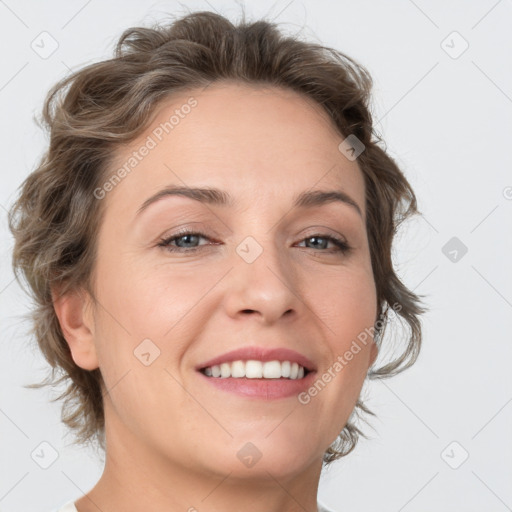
[157,231,351,254]
[297,235,351,253]
[158,231,210,252]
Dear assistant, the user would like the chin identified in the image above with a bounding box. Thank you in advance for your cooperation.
[200,434,322,479]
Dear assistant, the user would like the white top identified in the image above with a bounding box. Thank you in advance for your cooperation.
[318,502,336,512]
[54,503,78,512]
[54,500,336,511]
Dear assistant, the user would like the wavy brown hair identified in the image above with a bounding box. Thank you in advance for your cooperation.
[8,9,427,465]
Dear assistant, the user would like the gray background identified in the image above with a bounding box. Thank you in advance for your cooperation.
[0,1,511,511]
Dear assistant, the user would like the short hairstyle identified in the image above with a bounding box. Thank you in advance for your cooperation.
[8,9,427,465]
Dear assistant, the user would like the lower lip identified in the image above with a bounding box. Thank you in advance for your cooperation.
[197,370,317,399]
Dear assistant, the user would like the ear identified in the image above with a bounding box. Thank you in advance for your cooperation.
[52,285,99,371]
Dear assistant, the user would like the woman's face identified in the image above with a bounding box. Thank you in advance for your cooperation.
[77,82,378,478]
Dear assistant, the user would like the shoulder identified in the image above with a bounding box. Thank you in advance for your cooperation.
[53,501,332,512]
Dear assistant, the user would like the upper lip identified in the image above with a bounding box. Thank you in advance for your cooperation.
[195,346,317,372]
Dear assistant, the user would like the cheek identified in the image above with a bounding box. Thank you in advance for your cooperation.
[92,255,209,376]
[118,266,213,339]
[317,265,377,337]
[315,266,377,392]
[90,259,193,421]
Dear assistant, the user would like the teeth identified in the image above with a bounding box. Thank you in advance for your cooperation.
[231,360,245,378]
[202,360,308,379]
[290,362,298,379]
[263,360,281,379]
[281,360,291,378]
[245,360,263,378]
[220,362,231,378]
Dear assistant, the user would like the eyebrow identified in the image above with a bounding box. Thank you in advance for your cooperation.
[135,185,363,218]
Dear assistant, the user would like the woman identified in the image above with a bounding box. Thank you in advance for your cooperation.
[9,9,426,512]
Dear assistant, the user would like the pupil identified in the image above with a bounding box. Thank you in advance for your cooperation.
[179,234,197,247]
[309,236,325,249]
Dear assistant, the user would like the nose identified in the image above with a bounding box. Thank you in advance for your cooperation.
[222,237,302,325]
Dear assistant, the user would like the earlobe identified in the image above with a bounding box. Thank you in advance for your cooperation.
[51,286,99,371]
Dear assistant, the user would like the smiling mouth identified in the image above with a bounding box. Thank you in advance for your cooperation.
[199,359,310,380]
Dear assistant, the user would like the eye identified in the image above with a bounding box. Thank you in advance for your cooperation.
[296,234,351,254]
[157,230,213,253]
[157,231,351,255]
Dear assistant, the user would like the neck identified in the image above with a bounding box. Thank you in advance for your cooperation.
[75,408,324,512]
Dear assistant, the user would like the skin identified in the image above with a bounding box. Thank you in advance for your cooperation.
[54,82,379,512]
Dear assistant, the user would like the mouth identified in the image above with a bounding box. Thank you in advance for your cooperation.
[195,346,317,399]
[199,360,312,380]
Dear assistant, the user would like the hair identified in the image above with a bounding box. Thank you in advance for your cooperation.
[8,8,427,466]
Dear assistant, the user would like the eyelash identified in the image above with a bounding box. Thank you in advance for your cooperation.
[157,230,352,255]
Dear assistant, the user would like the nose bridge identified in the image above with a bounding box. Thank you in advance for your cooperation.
[224,230,300,323]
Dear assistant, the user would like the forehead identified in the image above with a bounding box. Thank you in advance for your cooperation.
[105,81,366,218]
